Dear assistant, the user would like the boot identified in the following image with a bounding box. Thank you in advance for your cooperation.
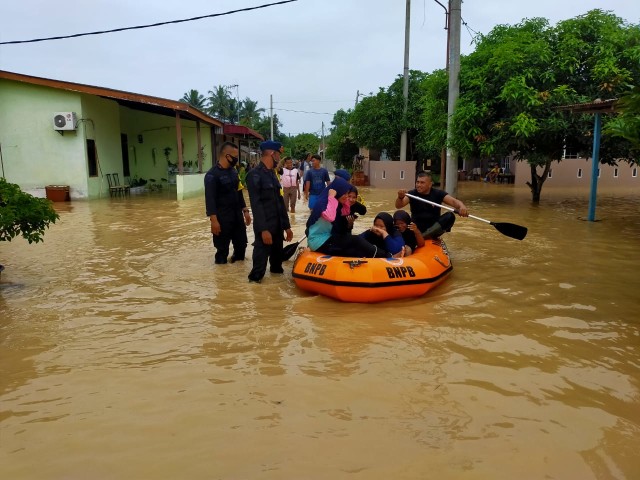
[423,222,446,239]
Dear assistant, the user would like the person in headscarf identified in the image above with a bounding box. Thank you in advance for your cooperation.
[332,185,366,235]
[359,212,405,256]
[393,209,425,254]
[306,177,394,258]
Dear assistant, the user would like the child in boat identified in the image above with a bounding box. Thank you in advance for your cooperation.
[306,178,397,258]
[393,210,425,254]
[332,185,367,235]
[359,212,406,256]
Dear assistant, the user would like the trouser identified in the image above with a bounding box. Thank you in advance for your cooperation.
[421,212,456,239]
[248,230,284,281]
[212,221,247,264]
[317,234,390,258]
[283,187,298,212]
[308,194,319,210]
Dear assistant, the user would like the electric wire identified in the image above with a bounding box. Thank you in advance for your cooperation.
[0,0,298,45]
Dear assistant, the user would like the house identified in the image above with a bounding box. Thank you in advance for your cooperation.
[0,70,263,200]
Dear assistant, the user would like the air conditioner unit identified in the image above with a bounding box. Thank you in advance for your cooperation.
[53,112,77,131]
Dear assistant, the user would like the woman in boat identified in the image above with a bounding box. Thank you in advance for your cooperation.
[306,177,393,258]
[393,209,425,254]
[359,212,405,256]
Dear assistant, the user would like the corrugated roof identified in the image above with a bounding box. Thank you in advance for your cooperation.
[223,123,264,141]
[0,70,224,127]
[556,98,618,114]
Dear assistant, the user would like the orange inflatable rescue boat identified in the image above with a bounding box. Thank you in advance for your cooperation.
[291,239,452,303]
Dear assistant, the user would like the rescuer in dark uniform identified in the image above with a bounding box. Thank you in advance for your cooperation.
[246,140,293,283]
[204,141,251,264]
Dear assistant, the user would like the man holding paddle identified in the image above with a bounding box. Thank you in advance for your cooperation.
[396,171,469,239]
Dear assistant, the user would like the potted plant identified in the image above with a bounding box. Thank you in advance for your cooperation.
[129,176,147,194]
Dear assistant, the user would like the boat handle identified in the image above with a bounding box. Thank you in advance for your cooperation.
[434,255,450,268]
[343,259,368,269]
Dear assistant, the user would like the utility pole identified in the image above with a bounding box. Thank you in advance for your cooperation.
[434,0,449,186]
[355,90,361,107]
[270,94,274,140]
[400,0,411,162]
[321,122,326,162]
[445,0,461,196]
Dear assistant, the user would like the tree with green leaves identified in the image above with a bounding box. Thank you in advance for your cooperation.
[326,109,358,169]
[285,133,322,161]
[604,85,640,159]
[179,89,207,111]
[449,10,640,202]
[0,178,59,248]
[239,99,265,129]
[349,70,427,161]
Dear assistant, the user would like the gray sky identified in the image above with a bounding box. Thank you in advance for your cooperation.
[1,0,638,136]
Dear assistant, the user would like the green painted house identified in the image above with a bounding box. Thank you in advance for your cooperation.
[0,70,262,200]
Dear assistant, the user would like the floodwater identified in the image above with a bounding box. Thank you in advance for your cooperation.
[1,182,639,479]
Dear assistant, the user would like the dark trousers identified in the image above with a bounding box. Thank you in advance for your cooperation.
[420,212,456,239]
[318,234,389,258]
[248,231,284,281]
[212,221,247,264]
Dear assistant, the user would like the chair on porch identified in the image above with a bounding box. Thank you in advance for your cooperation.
[113,173,130,195]
[105,173,129,196]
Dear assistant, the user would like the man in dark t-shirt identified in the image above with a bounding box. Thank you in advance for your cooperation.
[395,171,469,239]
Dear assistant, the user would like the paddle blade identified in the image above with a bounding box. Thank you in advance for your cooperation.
[282,241,301,261]
[491,222,528,240]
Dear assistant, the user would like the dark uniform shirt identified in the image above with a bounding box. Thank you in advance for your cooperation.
[407,187,448,232]
[204,164,246,222]
[246,163,291,236]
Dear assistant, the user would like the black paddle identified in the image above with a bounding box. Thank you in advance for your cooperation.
[405,193,528,240]
[283,235,306,261]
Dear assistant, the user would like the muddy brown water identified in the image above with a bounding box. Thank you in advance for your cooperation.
[1,182,639,479]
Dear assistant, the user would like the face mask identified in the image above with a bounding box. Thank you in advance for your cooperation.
[226,154,239,167]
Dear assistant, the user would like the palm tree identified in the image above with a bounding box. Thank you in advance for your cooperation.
[207,86,233,122]
[179,89,207,111]
[239,98,265,128]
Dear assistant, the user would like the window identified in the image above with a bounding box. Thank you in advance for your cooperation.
[633,167,637,178]
[400,170,405,180]
[382,170,386,179]
[577,168,582,178]
[548,169,553,178]
[614,168,619,178]
[87,139,98,177]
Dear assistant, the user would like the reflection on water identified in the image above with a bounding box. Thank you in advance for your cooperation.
[1,183,639,479]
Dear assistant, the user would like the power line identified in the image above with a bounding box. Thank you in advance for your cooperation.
[273,100,352,104]
[0,0,298,45]
[274,108,333,115]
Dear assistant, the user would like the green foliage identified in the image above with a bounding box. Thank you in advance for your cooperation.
[326,109,358,169]
[179,89,207,111]
[284,133,321,160]
[604,85,640,160]
[445,10,640,201]
[350,70,428,160]
[0,178,59,244]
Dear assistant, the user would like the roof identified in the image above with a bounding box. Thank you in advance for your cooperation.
[223,123,264,141]
[0,70,224,127]
[556,98,618,114]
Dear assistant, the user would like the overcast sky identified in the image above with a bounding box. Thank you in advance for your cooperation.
[1,0,638,136]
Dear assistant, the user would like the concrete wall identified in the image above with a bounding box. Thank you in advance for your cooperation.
[0,80,87,197]
[177,173,206,200]
[512,157,638,188]
[365,160,416,189]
